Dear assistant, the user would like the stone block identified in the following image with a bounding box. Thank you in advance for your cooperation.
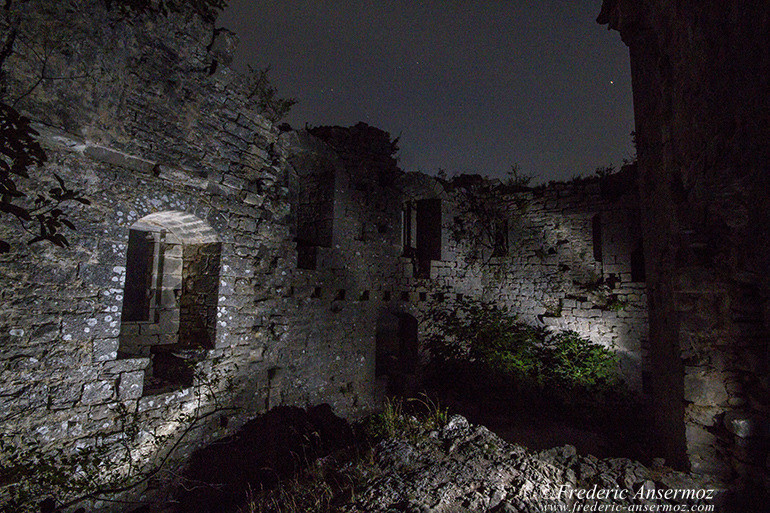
[81,380,115,405]
[120,322,140,335]
[102,357,150,375]
[93,338,119,362]
[84,145,156,174]
[685,405,721,427]
[140,323,162,336]
[683,369,729,406]
[49,381,82,408]
[30,323,60,344]
[685,424,717,448]
[723,410,769,439]
[118,371,145,400]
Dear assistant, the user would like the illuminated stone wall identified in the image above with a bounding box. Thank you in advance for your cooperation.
[8,0,768,508]
[0,2,377,509]
[384,167,650,392]
[294,124,650,393]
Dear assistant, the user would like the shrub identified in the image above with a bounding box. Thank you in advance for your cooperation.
[424,297,622,394]
[540,330,620,389]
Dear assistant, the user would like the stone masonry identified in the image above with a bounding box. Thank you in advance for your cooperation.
[599,0,770,496]
[2,0,766,510]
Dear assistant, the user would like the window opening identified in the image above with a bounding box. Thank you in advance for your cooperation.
[631,242,646,282]
[492,219,509,257]
[118,212,221,396]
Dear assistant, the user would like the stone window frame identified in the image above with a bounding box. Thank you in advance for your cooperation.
[118,210,222,396]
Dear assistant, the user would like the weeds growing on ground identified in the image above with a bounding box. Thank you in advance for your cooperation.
[235,395,448,513]
[361,394,449,443]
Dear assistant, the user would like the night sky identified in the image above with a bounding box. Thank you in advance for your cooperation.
[218,1,634,183]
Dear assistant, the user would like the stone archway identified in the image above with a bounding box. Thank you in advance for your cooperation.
[118,211,221,395]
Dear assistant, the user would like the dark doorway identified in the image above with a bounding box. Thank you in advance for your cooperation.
[375,312,419,395]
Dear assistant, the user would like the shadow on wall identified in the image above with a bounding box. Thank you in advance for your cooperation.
[376,311,419,397]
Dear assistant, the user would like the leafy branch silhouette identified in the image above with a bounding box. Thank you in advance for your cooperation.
[0,102,90,253]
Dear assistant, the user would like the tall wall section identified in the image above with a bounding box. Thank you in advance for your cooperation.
[0,2,378,509]
[295,124,651,394]
[599,0,770,494]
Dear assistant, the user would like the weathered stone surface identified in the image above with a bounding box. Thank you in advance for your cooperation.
[117,371,144,400]
[81,381,115,405]
[94,338,119,362]
[344,416,724,513]
[724,411,769,439]
[683,370,729,406]
[0,0,765,509]
[600,0,770,487]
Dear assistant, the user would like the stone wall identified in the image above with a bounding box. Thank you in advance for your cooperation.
[0,2,377,509]
[388,167,650,391]
[9,0,752,509]
[291,124,651,393]
[599,0,770,494]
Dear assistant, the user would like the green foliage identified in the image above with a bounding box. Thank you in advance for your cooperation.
[424,296,540,375]
[245,66,297,123]
[425,296,621,393]
[572,276,629,313]
[360,396,406,441]
[0,102,90,253]
[605,295,628,312]
[539,330,620,389]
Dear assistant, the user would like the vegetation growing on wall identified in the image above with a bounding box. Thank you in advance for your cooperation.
[245,66,297,123]
[572,275,629,313]
[0,0,94,254]
[0,103,90,253]
[442,165,531,265]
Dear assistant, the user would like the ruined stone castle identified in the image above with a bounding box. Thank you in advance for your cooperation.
[0,0,768,509]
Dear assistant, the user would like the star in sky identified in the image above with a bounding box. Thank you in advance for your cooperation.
[219,1,634,183]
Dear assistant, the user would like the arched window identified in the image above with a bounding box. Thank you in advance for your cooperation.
[118,211,221,395]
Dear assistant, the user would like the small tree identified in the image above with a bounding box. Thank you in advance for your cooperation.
[245,65,297,123]
[0,102,90,253]
[444,166,532,265]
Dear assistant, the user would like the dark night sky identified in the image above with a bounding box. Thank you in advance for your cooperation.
[218,1,634,183]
